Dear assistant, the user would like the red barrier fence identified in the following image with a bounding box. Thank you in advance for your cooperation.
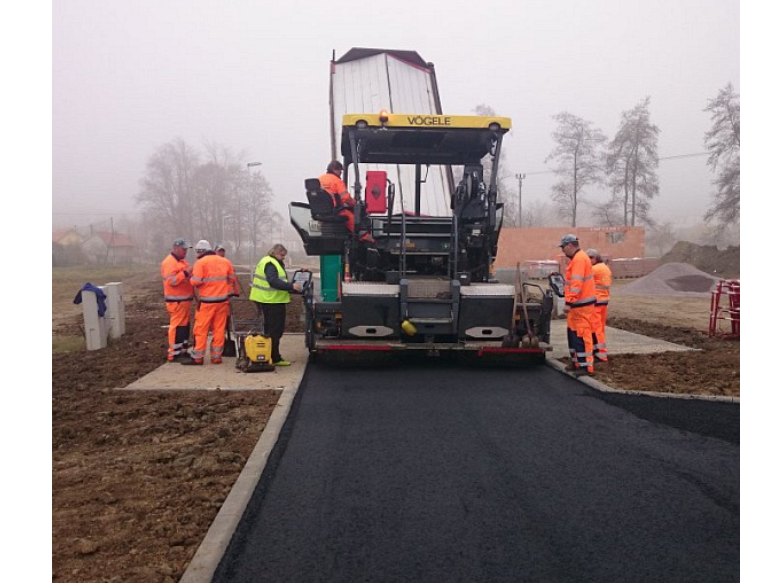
[709,279,740,339]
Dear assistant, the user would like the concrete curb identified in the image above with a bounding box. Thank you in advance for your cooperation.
[179,361,306,583]
[545,357,740,403]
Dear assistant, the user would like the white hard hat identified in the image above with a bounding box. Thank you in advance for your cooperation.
[195,239,212,252]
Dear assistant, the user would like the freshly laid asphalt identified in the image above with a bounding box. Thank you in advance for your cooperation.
[172,324,739,583]
[210,363,738,583]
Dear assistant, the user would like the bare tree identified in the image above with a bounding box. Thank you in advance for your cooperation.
[524,199,557,227]
[228,172,250,260]
[646,221,677,257]
[195,143,247,247]
[136,138,200,238]
[589,198,623,227]
[703,83,740,225]
[605,97,659,226]
[242,169,275,262]
[545,112,606,227]
[136,139,279,264]
[193,161,229,242]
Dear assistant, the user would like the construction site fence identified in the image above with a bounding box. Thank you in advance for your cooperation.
[708,279,740,339]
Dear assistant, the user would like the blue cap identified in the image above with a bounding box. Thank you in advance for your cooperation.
[558,234,578,248]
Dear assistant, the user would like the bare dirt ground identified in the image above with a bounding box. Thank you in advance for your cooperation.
[52,266,739,583]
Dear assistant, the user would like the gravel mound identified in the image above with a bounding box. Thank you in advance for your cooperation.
[659,241,739,279]
[613,262,720,297]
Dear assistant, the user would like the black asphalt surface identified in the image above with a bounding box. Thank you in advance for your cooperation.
[214,362,739,583]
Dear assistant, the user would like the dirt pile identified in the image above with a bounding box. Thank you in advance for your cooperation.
[614,262,720,297]
[659,241,739,279]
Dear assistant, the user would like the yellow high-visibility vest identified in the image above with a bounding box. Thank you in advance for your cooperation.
[249,256,290,304]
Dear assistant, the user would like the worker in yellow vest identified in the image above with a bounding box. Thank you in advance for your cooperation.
[250,244,304,366]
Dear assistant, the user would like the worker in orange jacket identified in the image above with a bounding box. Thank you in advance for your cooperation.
[161,238,195,363]
[319,160,373,243]
[183,240,237,365]
[215,244,241,297]
[216,243,240,356]
[587,248,612,363]
[559,234,597,376]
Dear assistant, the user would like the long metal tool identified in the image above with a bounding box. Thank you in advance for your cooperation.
[517,262,538,347]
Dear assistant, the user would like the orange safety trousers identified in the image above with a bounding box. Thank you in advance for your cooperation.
[592,304,609,361]
[338,208,355,234]
[165,300,192,361]
[567,304,596,373]
[190,302,229,362]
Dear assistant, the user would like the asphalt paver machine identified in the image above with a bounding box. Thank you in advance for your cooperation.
[289,112,556,364]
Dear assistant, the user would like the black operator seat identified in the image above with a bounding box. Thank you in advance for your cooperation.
[305,178,347,223]
[455,164,487,221]
[463,164,484,197]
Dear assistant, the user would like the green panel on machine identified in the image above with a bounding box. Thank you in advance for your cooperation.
[320,255,342,302]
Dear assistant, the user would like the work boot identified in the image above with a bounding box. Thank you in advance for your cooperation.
[564,363,579,372]
[182,358,204,366]
[573,368,594,378]
[211,358,223,364]
[274,359,291,367]
[171,353,194,364]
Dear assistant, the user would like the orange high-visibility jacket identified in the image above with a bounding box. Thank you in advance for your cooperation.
[222,257,241,296]
[592,262,612,305]
[319,173,355,210]
[319,172,355,232]
[565,249,597,308]
[161,253,194,302]
[191,253,237,303]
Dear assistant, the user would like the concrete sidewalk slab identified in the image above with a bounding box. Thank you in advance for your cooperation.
[120,333,308,392]
[546,318,697,360]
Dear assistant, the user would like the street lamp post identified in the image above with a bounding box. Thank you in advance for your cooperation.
[515,173,526,227]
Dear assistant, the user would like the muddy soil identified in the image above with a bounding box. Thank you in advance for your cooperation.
[52,270,739,582]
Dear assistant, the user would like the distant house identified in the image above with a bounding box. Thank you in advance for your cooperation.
[52,228,87,266]
[81,231,136,265]
[52,228,85,246]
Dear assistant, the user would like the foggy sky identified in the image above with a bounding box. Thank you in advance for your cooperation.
[52,0,740,230]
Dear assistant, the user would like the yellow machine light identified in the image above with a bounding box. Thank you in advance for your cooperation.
[401,320,417,336]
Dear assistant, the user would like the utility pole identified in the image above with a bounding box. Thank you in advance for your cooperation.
[515,173,526,227]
